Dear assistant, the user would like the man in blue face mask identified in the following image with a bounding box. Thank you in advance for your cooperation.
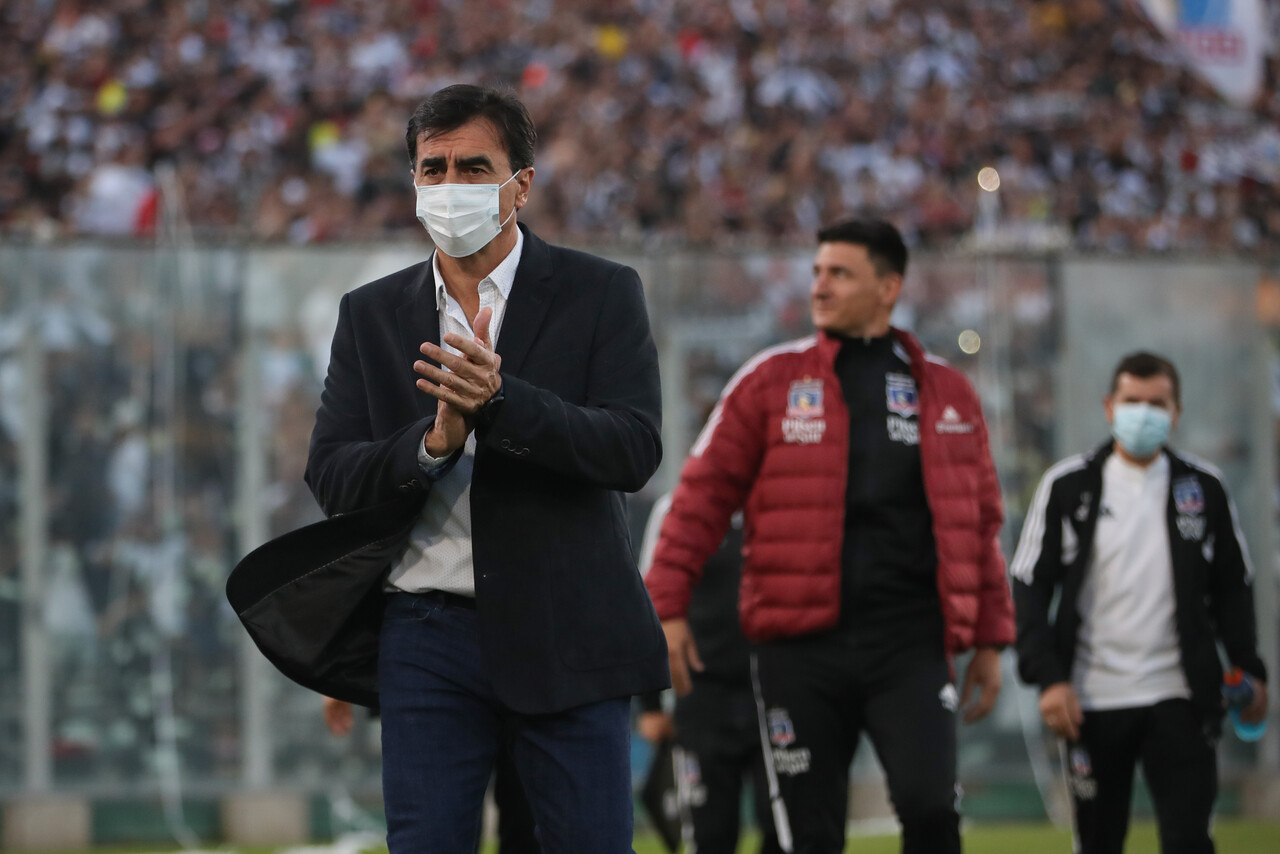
[1010,351,1268,854]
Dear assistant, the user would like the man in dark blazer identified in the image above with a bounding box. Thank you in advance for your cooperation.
[233,84,668,853]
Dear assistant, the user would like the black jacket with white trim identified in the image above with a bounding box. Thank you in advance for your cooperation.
[1011,441,1267,727]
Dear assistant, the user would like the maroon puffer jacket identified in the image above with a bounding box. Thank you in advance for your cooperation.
[645,328,1014,653]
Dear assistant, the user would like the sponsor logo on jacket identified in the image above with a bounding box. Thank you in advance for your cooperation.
[887,416,919,445]
[782,418,826,444]
[936,405,974,434]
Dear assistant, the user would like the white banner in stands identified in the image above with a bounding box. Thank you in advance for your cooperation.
[1138,0,1269,106]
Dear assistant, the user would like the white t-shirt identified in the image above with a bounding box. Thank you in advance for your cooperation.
[1072,452,1191,710]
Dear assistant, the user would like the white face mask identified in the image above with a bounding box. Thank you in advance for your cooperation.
[415,170,521,258]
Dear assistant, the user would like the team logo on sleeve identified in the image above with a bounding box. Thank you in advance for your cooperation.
[885,373,918,417]
[783,379,827,443]
[786,379,824,419]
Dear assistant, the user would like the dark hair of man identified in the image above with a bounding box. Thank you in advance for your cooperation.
[1110,351,1181,407]
[404,84,537,173]
[816,218,908,278]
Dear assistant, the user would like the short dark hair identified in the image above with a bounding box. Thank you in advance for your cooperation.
[404,84,536,172]
[1110,351,1181,407]
[816,218,908,277]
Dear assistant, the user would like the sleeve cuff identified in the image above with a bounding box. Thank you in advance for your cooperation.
[417,430,456,475]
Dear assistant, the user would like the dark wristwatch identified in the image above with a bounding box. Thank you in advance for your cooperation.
[474,381,505,432]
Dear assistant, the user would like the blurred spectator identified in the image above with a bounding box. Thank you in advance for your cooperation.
[0,0,1275,253]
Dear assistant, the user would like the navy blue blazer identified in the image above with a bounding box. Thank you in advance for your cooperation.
[228,224,670,714]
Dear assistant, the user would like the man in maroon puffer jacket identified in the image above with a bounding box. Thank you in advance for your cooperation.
[645,218,1015,854]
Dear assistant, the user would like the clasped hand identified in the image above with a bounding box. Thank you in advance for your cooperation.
[414,306,502,456]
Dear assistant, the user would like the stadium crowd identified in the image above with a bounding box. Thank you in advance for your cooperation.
[1,0,1278,253]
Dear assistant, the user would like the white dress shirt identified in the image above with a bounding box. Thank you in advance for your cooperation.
[387,229,523,596]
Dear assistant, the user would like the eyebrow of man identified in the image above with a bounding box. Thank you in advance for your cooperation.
[417,154,495,171]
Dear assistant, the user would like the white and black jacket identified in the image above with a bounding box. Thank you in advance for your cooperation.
[1011,442,1268,726]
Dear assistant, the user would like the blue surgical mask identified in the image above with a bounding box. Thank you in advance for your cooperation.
[1111,402,1171,459]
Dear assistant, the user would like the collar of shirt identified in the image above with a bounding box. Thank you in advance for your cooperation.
[1105,448,1169,486]
[431,226,524,317]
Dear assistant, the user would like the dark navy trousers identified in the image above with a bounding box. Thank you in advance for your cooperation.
[378,591,635,854]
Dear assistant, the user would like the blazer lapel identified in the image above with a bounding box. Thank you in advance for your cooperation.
[498,224,557,375]
[397,261,439,420]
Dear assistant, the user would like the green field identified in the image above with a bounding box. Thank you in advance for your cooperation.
[612,820,1280,853]
[823,820,1280,854]
[33,820,1280,854]
[610,820,1280,853]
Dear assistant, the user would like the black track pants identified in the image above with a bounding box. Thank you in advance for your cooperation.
[752,635,960,854]
[1066,699,1217,854]
[673,679,783,854]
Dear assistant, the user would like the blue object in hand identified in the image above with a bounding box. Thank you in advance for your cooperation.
[1222,668,1267,742]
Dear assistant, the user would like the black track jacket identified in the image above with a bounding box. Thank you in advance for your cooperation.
[1011,442,1267,727]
